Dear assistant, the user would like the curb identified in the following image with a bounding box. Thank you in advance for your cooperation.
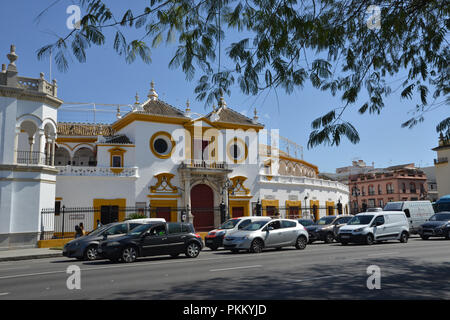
[0,252,62,262]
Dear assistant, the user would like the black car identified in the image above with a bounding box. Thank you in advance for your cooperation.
[418,212,450,240]
[63,221,148,261]
[297,219,314,227]
[97,222,204,263]
[305,215,353,243]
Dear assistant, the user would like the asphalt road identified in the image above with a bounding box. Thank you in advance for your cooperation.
[0,237,449,300]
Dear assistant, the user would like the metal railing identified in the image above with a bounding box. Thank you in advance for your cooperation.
[434,157,448,165]
[15,150,49,165]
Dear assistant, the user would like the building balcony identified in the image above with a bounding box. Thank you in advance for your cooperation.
[56,166,139,177]
[434,157,448,165]
[15,151,52,166]
[258,174,349,193]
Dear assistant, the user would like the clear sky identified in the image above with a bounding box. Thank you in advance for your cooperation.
[1,1,448,172]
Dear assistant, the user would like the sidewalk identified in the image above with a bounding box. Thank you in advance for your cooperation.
[0,248,62,262]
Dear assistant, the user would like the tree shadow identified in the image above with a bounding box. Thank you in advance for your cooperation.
[105,257,450,300]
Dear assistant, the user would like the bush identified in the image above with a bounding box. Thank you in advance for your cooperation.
[125,213,147,221]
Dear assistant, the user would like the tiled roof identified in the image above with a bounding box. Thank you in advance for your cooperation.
[141,99,189,118]
[57,122,115,136]
[103,134,133,144]
[206,106,263,126]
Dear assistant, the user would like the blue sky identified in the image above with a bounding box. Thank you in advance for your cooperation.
[1,0,447,172]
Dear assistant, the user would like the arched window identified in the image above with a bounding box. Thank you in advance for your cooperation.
[73,147,95,166]
[54,146,71,166]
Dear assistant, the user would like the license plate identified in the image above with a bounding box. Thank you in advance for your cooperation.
[205,239,213,243]
[340,235,350,239]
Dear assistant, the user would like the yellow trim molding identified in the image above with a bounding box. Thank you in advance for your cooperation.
[150,199,178,222]
[150,173,178,193]
[261,199,279,216]
[310,200,320,220]
[229,200,250,217]
[56,137,97,143]
[325,201,335,215]
[229,176,250,195]
[150,131,176,159]
[93,198,127,224]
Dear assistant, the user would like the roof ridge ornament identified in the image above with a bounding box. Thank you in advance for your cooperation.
[116,106,122,119]
[148,80,159,101]
[7,44,18,72]
[186,99,191,113]
[253,108,259,123]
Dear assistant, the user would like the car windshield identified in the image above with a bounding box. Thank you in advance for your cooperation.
[383,203,403,211]
[316,217,335,225]
[242,220,270,231]
[347,215,374,225]
[220,219,241,229]
[127,224,152,236]
[429,213,450,221]
[87,225,109,237]
[298,219,313,226]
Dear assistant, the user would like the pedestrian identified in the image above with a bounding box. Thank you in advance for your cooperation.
[74,225,82,238]
[96,219,102,228]
[79,222,86,236]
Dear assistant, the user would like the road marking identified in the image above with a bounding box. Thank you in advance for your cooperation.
[0,293,9,296]
[210,265,262,272]
[293,275,344,282]
[367,251,399,257]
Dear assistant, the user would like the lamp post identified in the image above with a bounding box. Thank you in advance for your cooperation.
[222,179,232,221]
[353,184,360,214]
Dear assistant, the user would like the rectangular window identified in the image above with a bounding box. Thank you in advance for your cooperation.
[112,155,122,167]
[55,201,61,216]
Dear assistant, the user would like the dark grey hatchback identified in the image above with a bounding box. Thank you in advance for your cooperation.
[97,222,204,263]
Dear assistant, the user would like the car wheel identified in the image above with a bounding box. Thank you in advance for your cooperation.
[341,241,348,246]
[122,246,137,263]
[84,245,98,261]
[366,234,374,245]
[295,236,307,250]
[185,242,201,258]
[420,235,429,240]
[400,232,409,243]
[250,239,264,253]
[324,233,334,244]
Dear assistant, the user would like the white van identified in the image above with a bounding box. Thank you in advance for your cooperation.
[383,201,435,234]
[337,211,409,245]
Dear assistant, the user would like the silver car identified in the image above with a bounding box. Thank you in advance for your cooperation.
[222,218,309,253]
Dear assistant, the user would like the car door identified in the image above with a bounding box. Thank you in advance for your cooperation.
[372,215,387,240]
[263,220,283,247]
[140,224,169,257]
[280,220,298,245]
[167,222,187,254]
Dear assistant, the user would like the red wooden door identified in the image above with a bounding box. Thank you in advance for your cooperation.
[190,184,214,231]
[231,207,244,218]
[156,207,172,222]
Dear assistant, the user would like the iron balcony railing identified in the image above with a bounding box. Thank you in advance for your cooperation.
[15,150,50,165]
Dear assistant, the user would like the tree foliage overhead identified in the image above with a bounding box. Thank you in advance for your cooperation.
[37,0,450,147]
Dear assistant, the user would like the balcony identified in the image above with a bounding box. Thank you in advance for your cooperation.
[258,174,349,193]
[57,166,139,177]
[15,151,51,166]
[434,157,448,165]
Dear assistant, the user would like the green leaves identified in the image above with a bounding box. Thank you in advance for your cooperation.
[37,0,449,148]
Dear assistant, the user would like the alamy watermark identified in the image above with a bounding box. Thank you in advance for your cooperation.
[366,265,381,290]
[66,5,81,30]
[366,5,381,30]
[66,265,81,290]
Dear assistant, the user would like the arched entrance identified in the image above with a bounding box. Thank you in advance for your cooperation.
[190,184,215,231]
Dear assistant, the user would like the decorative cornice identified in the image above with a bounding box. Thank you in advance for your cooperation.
[0,86,63,108]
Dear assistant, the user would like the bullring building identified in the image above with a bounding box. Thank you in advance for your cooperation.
[0,45,349,248]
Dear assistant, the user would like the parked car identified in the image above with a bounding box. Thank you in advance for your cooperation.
[204,216,271,250]
[62,218,165,261]
[97,221,203,263]
[383,201,435,234]
[417,212,450,240]
[297,218,315,227]
[305,215,353,243]
[337,211,409,245]
[222,218,308,253]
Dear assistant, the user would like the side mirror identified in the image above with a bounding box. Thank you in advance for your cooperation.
[267,226,274,231]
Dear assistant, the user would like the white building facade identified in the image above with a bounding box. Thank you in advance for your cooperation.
[0,46,349,248]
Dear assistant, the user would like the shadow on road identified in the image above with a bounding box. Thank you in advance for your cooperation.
[105,257,450,300]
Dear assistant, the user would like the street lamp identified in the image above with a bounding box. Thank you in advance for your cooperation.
[353,184,361,214]
[222,179,232,220]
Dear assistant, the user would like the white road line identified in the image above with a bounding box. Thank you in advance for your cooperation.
[210,265,262,272]
[293,275,343,282]
[0,293,10,296]
[367,251,399,257]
